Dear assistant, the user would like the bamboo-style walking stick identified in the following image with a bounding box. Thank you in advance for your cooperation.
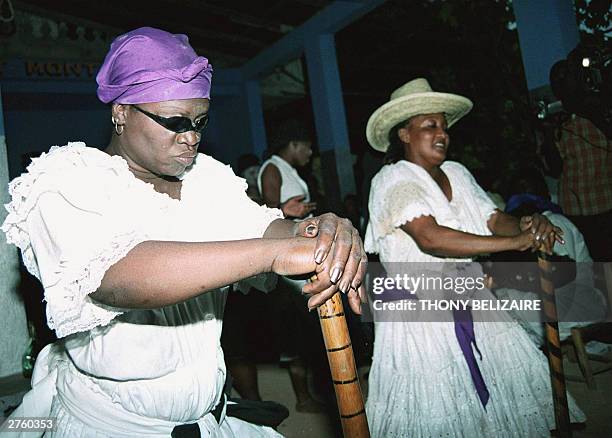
[316,286,370,438]
[537,251,572,438]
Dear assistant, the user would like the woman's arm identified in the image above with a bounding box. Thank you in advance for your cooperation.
[260,163,283,208]
[487,209,521,236]
[92,237,318,309]
[401,215,536,258]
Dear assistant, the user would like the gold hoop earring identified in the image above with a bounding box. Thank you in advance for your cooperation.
[112,117,124,136]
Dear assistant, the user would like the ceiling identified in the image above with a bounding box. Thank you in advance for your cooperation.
[14,0,334,67]
[3,0,541,158]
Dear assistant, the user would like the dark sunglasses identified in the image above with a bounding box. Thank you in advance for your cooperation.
[132,105,209,134]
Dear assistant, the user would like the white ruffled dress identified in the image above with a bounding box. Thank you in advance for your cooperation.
[2,143,283,437]
[364,160,585,437]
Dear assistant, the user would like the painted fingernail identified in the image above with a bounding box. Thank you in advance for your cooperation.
[340,280,350,293]
[331,267,342,283]
[315,249,325,264]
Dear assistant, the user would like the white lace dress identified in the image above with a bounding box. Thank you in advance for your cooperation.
[364,160,585,437]
[2,143,284,437]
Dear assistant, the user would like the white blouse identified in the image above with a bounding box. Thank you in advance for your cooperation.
[257,155,311,204]
[365,160,497,264]
[2,143,282,432]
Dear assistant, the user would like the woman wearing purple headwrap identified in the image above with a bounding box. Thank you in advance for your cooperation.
[2,27,366,437]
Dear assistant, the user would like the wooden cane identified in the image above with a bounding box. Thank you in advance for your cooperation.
[312,276,370,438]
[537,251,572,438]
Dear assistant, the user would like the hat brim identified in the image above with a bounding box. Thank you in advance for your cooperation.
[366,91,473,152]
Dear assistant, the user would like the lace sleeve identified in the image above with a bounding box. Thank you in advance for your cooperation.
[366,168,434,252]
[379,180,434,229]
[2,165,146,338]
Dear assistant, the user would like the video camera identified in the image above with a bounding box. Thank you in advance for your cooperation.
[536,100,564,120]
[537,41,611,133]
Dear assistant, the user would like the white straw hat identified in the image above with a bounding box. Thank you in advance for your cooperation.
[366,78,473,152]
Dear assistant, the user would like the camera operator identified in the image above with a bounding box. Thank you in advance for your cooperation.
[547,42,611,262]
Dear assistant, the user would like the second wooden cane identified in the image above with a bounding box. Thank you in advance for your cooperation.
[538,251,572,438]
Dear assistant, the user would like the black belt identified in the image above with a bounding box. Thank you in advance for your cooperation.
[171,395,226,438]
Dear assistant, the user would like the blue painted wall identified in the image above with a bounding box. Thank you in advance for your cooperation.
[203,92,252,170]
[3,107,110,177]
[1,85,109,177]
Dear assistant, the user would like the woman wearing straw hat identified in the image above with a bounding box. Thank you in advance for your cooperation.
[363,78,585,436]
[1,27,367,437]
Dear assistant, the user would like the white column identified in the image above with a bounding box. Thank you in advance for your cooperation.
[0,87,29,378]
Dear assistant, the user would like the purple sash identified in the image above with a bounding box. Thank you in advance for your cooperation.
[452,307,490,408]
[378,288,490,408]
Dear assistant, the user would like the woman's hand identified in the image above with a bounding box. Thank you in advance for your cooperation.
[512,227,555,254]
[281,195,317,218]
[268,235,365,314]
[519,213,564,254]
[294,213,368,314]
[512,228,538,252]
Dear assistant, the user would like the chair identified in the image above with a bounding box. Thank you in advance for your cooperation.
[566,262,612,389]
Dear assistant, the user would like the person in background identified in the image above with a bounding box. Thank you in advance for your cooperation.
[258,120,330,413]
[534,119,563,205]
[489,169,607,346]
[258,120,317,219]
[220,158,276,402]
[1,27,367,437]
[504,166,563,216]
[549,59,612,262]
[221,277,277,402]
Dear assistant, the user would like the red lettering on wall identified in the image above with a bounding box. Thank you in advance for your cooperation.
[25,61,45,76]
[44,63,63,77]
[23,61,99,78]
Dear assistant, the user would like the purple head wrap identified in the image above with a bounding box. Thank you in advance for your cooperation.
[96,27,213,104]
